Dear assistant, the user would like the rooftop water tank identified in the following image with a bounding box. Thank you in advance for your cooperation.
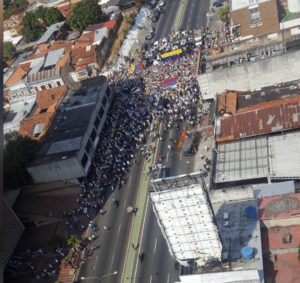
[288,0,300,13]
[245,206,257,220]
[241,246,255,261]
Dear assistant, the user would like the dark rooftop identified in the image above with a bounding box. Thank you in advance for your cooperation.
[31,76,107,166]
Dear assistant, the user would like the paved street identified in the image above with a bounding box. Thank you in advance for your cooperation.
[180,0,209,32]
[77,152,147,283]
[150,0,210,44]
[133,121,200,283]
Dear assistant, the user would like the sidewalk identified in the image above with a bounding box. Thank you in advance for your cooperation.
[122,140,157,282]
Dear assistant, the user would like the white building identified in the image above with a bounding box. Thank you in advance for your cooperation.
[150,173,222,267]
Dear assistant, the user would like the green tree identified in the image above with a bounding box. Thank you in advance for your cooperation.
[67,0,109,32]
[21,11,45,42]
[67,234,80,249]
[45,7,64,26]
[4,41,16,61]
[4,131,40,190]
[219,4,229,23]
[35,6,47,21]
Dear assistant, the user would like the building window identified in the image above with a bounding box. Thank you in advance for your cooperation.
[106,87,111,97]
[57,81,61,87]
[102,96,107,107]
[98,107,104,119]
[249,6,261,27]
[35,87,39,92]
[48,84,52,89]
[85,139,92,154]
[41,85,46,91]
[94,116,100,129]
[90,129,96,142]
[81,154,88,168]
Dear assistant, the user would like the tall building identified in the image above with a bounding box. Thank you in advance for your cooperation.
[27,76,113,183]
[230,0,280,38]
[2,197,25,269]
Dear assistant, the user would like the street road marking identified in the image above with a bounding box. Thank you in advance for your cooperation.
[128,177,132,186]
[119,224,122,233]
[111,252,115,267]
[133,197,150,283]
[93,256,98,271]
[179,150,183,161]
[167,273,170,283]
[169,129,173,138]
[124,199,127,208]
[166,151,170,163]
[154,237,158,253]
[150,275,153,283]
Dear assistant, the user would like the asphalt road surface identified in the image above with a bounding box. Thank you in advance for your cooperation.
[149,0,209,44]
[151,0,180,42]
[180,0,210,32]
[77,152,147,283]
[133,121,199,283]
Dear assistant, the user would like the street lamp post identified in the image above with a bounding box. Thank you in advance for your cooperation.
[81,271,118,283]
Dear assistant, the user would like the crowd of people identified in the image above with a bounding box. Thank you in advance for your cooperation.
[201,23,240,57]
[7,43,203,282]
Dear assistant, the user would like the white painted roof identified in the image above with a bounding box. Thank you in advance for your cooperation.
[269,132,300,179]
[151,180,222,265]
[176,269,260,283]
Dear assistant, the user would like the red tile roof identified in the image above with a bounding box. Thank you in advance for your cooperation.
[217,96,300,142]
[5,63,31,86]
[259,193,300,220]
[19,86,68,140]
[85,20,117,32]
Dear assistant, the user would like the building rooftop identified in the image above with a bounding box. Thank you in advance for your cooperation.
[85,19,117,32]
[31,76,107,166]
[177,185,264,283]
[19,86,68,140]
[150,173,222,266]
[36,21,65,45]
[27,67,61,84]
[209,193,263,275]
[216,96,300,142]
[269,132,300,180]
[231,0,271,11]
[237,82,300,110]
[253,181,295,198]
[215,137,269,183]
[4,98,36,134]
[259,193,300,220]
[260,192,300,283]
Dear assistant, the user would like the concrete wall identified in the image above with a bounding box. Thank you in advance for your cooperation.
[199,50,300,98]
[27,156,85,183]
[77,81,113,171]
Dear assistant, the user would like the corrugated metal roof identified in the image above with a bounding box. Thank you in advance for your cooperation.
[44,48,65,68]
[27,67,60,83]
[28,57,45,75]
[36,21,65,45]
[269,132,300,179]
[217,96,300,141]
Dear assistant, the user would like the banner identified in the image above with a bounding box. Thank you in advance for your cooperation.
[160,49,183,62]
